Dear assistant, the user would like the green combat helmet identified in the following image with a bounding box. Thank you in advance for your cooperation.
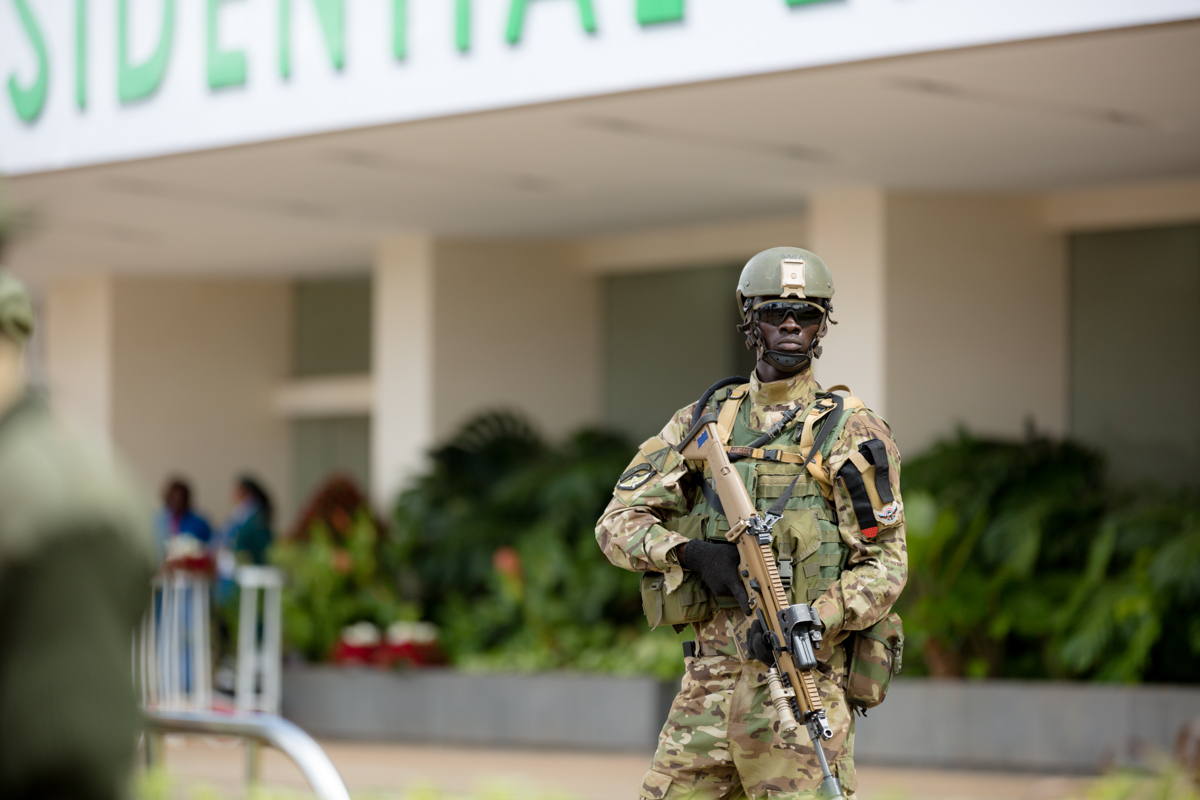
[0,270,33,345]
[736,246,835,374]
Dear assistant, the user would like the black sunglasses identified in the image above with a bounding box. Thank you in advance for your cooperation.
[752,300,825,327]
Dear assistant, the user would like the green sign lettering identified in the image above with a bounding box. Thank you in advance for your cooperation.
[506,0,596,45]
[456,0,470,53]
[207,0,247,89]
[8,0,49,123]
[279,0,344,80]
[393,0,407,59]
[637,0,683,25]
[119,0,175,103]
[7,0,856,126]
[76,0,87,109]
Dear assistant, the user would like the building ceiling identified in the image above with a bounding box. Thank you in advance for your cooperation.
[7,19,1200,283]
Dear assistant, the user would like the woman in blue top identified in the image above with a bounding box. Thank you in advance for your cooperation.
[155,478,213,561]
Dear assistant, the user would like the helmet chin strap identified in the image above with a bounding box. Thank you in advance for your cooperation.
[754,318,829,376]
[761,347,811,374]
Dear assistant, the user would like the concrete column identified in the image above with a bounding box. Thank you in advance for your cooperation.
[371,238,604,510]
[430,240,601,443]
[43,274,115,449]
[886,194,1066,452]
[372,236,436,510]
[109,277,292,525]
[41,276,292,523]
[808,188,889,417]
[806,189,1067,456]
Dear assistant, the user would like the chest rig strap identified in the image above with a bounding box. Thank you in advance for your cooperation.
[797,386,865,499]
[715,384,748,443]
[689,380,751,518]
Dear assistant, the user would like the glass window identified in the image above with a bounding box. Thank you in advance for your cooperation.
[603,263,755,443]
[1070,224,1200,485]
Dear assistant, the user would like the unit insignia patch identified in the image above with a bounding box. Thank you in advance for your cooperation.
[875,500,903,527]
[645,447,673,474]
[616,463,656,492]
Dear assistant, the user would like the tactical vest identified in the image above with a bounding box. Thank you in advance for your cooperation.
[643,384,857,629]
[639,381,907,713]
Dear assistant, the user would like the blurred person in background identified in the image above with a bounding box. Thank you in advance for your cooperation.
[216,475,274,574]
[0,270,156,800]
[154,477,213,564]
[212,476,275,679]
[153,477,214,697]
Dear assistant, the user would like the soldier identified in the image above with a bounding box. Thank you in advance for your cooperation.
[0,271,156,800]
[596,248,907,800]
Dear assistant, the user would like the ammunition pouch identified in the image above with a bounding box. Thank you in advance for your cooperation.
[844,612,904,711]
[640,570,716,632]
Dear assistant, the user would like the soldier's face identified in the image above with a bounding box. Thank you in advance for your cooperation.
[753,296,820,356]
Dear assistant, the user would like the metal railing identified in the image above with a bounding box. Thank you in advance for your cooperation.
[137,571,213,710]
[143,709,351,800]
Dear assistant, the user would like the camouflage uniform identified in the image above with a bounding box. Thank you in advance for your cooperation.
[596,369,907,800]
[0,271,156,800]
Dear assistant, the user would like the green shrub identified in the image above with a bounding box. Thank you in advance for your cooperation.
[388,412,1200,683]
[898,429,1200,683]
[390,411,686,680]
[272,509,418,662]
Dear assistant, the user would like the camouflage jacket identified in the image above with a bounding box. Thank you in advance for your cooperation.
[0,395,155,799]
[596,370,907,656]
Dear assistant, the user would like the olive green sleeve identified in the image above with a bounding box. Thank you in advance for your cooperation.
[812,409,908,641]
[0,532,153,800]
[595,405,698,593]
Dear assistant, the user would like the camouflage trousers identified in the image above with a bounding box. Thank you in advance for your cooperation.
[640,653,856,800]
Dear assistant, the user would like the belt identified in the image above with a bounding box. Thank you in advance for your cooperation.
[682,639,727,658]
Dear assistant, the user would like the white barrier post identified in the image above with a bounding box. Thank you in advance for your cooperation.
[234,566,284,714]
[137,569,212,710]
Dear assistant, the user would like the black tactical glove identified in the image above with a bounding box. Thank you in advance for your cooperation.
[679,540,751,616]
[747,618,776,664]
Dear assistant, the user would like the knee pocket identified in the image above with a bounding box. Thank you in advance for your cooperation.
[639,769,674,800]
[642,768,746,800]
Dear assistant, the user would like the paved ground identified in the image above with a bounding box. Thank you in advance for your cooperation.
[149,737,1091,800]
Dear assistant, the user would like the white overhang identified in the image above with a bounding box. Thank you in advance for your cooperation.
[5,18,1200,282]
[5,0,1200,175]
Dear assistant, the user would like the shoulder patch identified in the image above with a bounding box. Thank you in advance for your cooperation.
[616,463,656,492]
[645,446,673,474]
[638,435,684,476]
[876,500,903,527]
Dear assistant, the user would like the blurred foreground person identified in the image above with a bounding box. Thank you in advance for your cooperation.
[597,248,907,800]
[0,271,156,800]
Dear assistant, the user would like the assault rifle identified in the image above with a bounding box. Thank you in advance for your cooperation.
[676,377,845,800]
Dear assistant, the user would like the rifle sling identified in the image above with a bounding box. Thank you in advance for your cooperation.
[803,394,844,467]
[700,475,725,517]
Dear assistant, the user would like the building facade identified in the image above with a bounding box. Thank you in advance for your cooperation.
[4,0,1200,523]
